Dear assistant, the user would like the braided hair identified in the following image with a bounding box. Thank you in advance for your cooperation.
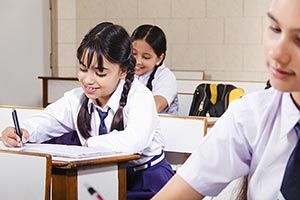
[76,22,136,139]
[131,24,167,91]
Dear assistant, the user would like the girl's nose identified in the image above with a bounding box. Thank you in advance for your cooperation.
[84,71,96,84]
[135,55,142,65]
[268,38,291,65]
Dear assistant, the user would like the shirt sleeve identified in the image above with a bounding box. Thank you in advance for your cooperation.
[151,67,177,106]
[22,88,83,143]
[177,98,253,196]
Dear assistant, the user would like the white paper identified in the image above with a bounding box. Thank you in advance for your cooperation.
[0,142,122,159]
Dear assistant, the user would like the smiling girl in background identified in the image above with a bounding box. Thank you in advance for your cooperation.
[132,25,179,115]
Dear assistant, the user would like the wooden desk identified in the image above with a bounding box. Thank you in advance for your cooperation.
[0,150,52,200]
[51,154,140,200]
[38,76,78,107]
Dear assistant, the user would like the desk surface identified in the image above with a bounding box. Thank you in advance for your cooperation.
[52,154,140,169]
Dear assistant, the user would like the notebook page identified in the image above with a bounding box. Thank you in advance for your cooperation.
[0,142,121,159]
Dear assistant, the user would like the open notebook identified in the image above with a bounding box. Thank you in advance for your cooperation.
[0,142,122,159]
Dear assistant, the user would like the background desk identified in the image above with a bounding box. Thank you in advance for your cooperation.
[51,154,140,200]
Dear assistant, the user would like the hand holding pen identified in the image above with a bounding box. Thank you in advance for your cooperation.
[12,109,23,147]
[0,109,29,147]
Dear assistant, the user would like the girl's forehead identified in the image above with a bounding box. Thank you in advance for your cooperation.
[270,0,300,28]
[133,39,155,54]
[81,50,99,66]
[80,48,120,71]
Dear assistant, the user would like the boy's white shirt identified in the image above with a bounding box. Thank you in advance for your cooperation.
[178,88,300,199]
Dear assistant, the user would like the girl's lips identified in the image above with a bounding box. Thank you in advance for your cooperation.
[85,86,99,94]
[271,66,294,79]
[135,66,144,71]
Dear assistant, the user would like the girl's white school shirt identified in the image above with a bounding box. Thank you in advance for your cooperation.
[178,87,300,199]
[22,78,164,165]
[136,63,179,115]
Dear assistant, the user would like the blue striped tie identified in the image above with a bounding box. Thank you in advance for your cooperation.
[97,108,109,135]
[280,122,300,200]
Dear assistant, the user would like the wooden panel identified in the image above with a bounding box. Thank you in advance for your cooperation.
[0,150,51,200]
[38,76,78,107]
[118,163,127,200]
[52,168,78,200]
[0,106,44,135]
[178,92,193,116]
[159,115,207,153]
[172,70,204,80]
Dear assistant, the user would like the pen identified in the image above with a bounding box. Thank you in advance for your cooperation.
[84,183,104,200]
[12,109,23,147]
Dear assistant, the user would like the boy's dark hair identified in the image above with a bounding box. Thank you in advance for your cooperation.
[131,24,167,91]
[76,22,136,139]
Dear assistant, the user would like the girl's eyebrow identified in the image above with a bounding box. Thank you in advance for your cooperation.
[96,66,109,71]
[143,52,152,57]
[79,60,87,67]
[267,12,277,23]
[267,11,300,32]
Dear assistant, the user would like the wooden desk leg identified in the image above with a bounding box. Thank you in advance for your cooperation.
[118,162,127,200]
[52,168,78,200]
[42,79,48,108]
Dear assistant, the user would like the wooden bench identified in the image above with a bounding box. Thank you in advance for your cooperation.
[0,149,52,200]
[171,70,204,80]
[38,76,267,116]
[38,76,79,107]
[0,105,44,135]
[158,114,208,170]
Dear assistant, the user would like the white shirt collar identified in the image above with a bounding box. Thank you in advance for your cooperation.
[87,79,125,114]
[280,92,300,138]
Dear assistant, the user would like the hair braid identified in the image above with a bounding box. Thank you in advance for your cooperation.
[110,55,136,131]
[77,96,92,139]
[146,66,158,91]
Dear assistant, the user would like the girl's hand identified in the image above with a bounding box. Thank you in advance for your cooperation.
[1,127,30,147]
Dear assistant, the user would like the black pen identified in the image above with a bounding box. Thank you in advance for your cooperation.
[12,109,23,147]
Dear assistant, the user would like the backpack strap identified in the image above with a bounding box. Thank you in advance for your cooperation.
[209,84,218,104]
[228,88,245,104]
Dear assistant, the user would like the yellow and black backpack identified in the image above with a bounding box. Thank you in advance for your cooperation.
[188,83,244,117]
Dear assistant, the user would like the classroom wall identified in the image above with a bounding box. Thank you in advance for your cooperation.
[53,0,271,82]
[0,0,51,107]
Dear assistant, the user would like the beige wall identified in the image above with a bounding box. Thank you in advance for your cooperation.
[54,0,271,82]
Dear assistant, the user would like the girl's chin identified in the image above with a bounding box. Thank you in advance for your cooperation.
[270,79,298,92]
[84,92,98,99]
[135,69,142,75]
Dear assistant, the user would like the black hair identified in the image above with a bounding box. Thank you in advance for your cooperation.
[76,22,136,139]
[265,80,272,89]
[131,24,167,91]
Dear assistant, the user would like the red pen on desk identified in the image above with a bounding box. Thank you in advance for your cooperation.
[84,183,104,200]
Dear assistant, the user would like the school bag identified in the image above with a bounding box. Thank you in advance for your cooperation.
[188,83,244,117]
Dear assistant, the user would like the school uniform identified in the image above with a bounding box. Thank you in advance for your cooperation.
[137,63,179,115]
[178,87,300,199]
[21,78,174,199]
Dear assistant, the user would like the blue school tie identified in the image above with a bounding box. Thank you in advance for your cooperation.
[280,122,300,200]
[97,108,109,135]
